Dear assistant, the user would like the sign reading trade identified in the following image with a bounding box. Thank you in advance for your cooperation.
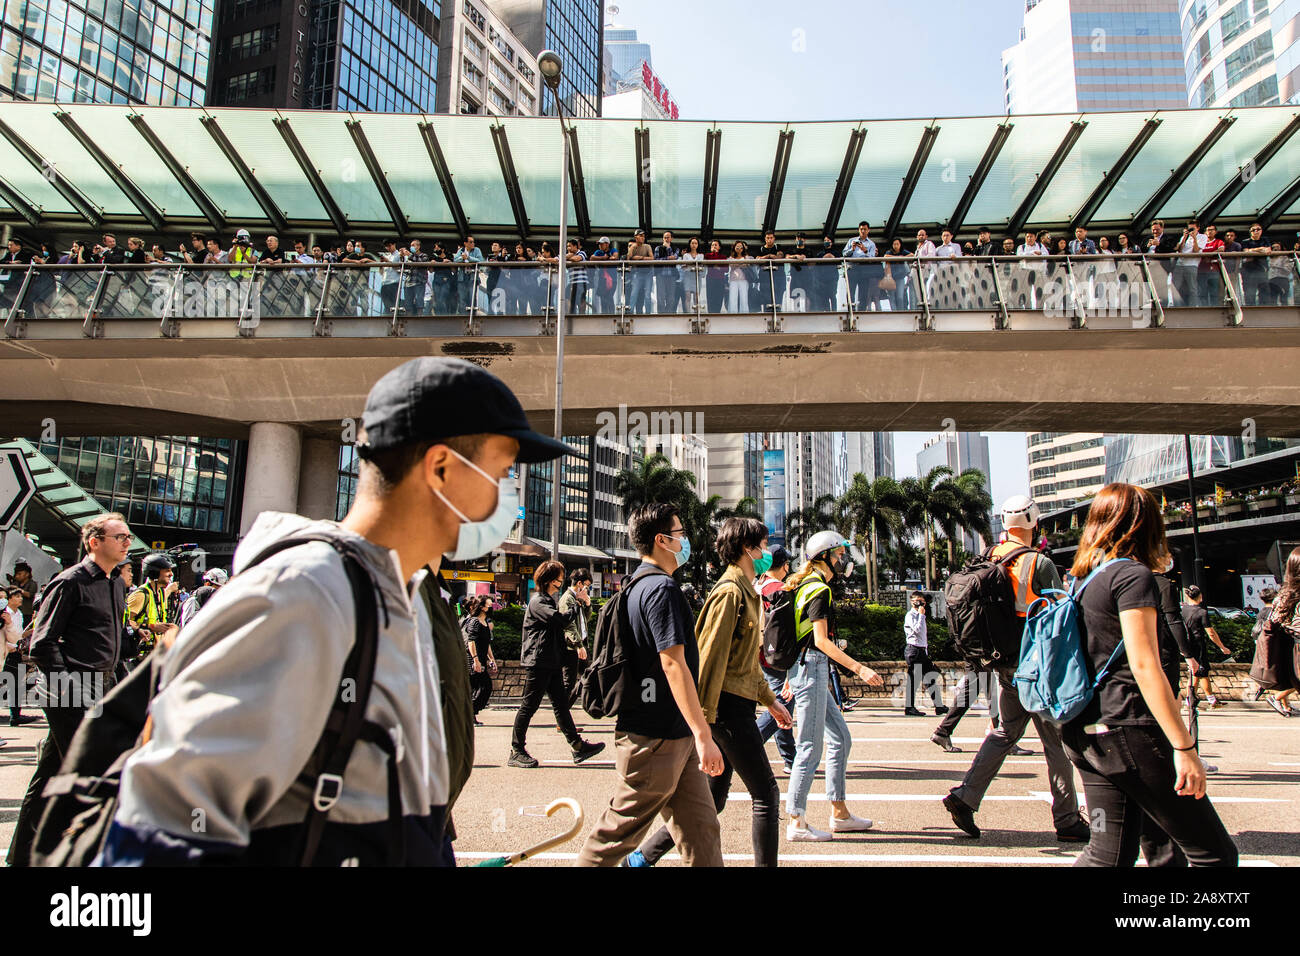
[0,447,34,532]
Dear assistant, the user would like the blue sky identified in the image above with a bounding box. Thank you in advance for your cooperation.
[607,0,1032,503]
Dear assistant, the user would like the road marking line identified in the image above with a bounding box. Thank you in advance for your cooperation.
[724,792,1289,804]
[452,850,1279,867]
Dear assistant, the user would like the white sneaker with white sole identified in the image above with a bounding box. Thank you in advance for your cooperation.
[787,821,833,842]
[828,813,874,833]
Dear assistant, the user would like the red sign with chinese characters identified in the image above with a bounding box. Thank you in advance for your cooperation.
[640,60,678,119]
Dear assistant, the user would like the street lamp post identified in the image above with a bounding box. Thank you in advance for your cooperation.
[540,50,568,562]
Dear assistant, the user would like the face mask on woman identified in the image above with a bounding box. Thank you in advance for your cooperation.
[750,547,773,576]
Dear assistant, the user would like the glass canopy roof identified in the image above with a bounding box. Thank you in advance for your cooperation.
[0,102,1297,241]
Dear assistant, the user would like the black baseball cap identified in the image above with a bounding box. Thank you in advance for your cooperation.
[770,546,791,569]
[357,358,577,464]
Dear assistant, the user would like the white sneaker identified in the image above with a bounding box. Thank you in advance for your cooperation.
[828,812,874,833]
[786,821,833,842]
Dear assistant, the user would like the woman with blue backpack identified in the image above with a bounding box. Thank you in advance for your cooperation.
[1061,483,1237,867]
[784,531,884,842]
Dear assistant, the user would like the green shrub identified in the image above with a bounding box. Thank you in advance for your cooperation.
[1208,614,1256,658]
[833,601,951,660]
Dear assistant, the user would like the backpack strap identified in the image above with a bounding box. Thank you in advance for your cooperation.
[237,534,385,867]
[1068,557,1134,691]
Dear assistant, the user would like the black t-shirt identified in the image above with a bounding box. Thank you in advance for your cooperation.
[1181,603,1210,648]
[1069,559,1161,728]
[462,617,491,665]
[618,562,698,740]
[1239,238,1269,273]
[259,247,286,263]
[754,243,783,259]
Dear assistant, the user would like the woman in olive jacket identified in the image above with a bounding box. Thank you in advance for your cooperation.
[628,517,793,867]
[508,561,605,769]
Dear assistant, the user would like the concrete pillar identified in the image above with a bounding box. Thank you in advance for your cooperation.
[297,437,342,521]
[240,422,302,536]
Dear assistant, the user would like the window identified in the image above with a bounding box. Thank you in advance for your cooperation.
[487,54,509,87]
[220,65,274,103]
[222,24,278,62]
[462,0,484,30]
[488,83,514,113]
[463,29,483,60]
[462,55,482,88]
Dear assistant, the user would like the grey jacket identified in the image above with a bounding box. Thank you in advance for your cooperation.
[102,512,451,865]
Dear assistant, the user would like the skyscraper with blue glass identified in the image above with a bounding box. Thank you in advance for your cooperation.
[0,0,213,104]
[208,0,440,109]
[490,0,602,116]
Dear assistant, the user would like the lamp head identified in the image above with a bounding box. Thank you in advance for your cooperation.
[537,50,563,90]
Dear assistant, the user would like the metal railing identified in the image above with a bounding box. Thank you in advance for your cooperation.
[0,253,1296,338]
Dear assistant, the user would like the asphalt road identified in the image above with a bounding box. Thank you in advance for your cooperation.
[0,701,1294,867]
[450,701,1299,867]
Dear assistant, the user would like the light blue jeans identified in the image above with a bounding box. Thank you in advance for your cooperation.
[786,649,851,819]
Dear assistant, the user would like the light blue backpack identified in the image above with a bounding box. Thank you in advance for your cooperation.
[1013,558,1131,725]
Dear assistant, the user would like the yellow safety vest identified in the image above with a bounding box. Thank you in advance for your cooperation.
[130,583,170,627]
[228,244,255,280]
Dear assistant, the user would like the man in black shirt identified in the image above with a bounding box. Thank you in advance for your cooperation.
[754,230,784,311]
[972,227,996,257]
[1181,585,1231,709]
[576,503,723,866]
[8,512,132,867]
[1144,219,1178,306]
[1238,222,1271,306]
[653,231,684,313]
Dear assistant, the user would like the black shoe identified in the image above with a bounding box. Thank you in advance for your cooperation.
[934,706,950,716]
[8,714,38,727]
[904,707,924,717]
[572,740,606,765]
[942,793,981,839]
[1056,819,1092,843]
[507,749,539,769]
[931,732,961,753]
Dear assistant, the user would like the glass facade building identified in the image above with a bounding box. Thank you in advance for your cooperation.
[38,435,240,535]
[491,0,601,116]
[1183,0,1280,107]
[1273,0,1300,102]
[0,0,213,104]
[1004,0,1187,113]
[210,0,439,110]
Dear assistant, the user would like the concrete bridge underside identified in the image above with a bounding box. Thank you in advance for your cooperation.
[2,327,1299,439]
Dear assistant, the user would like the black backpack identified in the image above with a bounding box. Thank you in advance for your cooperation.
[31,533,392,867]
[943,545,1034,667]
[579,566,667,720]
[761,578,831,671]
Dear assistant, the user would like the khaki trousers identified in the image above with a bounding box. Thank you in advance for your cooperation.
[575,731,723,867]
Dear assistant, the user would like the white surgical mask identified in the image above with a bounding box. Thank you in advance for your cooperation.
[435,449,518,562]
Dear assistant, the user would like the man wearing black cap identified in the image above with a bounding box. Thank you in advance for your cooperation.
[99,357,575,866]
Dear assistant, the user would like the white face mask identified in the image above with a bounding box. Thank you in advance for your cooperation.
[435,449,518,562]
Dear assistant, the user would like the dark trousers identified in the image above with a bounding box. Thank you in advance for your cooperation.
[705,276,725,314]
[904,644,943,711]
[510,665,581,753]
[561,647,586,708]
[1063,724,1237,867]
[935,667,995,738]
[756,664,796,767]
[470,667,493,715]
[8,667,115,867]
[638,691,780,866]
[850,272,883,311]
[4,651,25,718]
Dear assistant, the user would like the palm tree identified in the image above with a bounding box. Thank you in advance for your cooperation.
[614,453,697,516]
[949,468,994,569]
[717,496,761,521]
[898,466,960,590]
[837,474,905,601]
[784,493,839,557]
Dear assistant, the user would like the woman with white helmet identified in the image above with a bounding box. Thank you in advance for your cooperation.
[784,530,884,842]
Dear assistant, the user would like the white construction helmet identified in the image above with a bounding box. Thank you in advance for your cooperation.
[804,529,850,561]
[1001,494,1041,531]
[203,568,229,586]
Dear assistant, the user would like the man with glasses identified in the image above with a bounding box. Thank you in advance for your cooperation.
[8,513,133,867]
[577,503,724,866]
[1239,222,1271,306]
